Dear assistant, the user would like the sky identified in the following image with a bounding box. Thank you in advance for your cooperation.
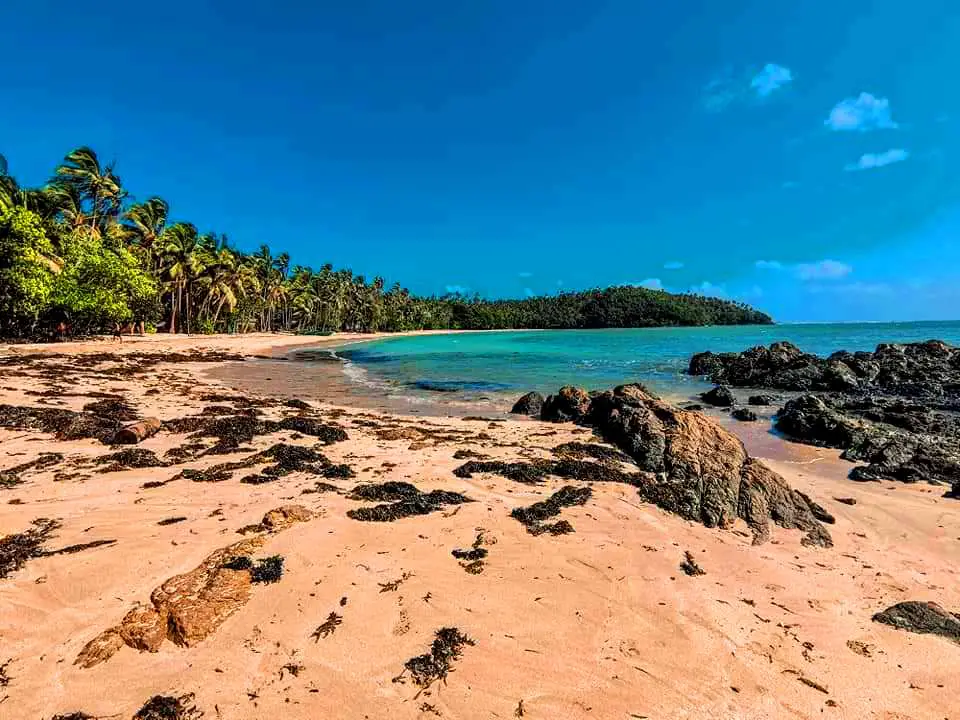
[2,0,959,322]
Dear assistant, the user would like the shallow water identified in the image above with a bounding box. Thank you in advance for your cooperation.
[305,321,960,407]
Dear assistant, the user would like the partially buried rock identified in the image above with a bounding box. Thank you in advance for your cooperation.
[748,394,779,406]
[701,385,735,407]
[872,601,960,643]
[731,407,758,422]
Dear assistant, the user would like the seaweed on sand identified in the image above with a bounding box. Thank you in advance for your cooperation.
[454,458,640,487]
[0,404,122,443]
[0,452,63,488]
[451,531,491,573]
[239,443,331,484]
[321,463,355,479]
[552,441,633,465]
[0,518,60,579]
[394,627,475,691]
[510,485,592,536]
[93,448,165,473]
[82,398,138,422]
[51,713,97,720]
[133,693,203,720]
[220,554,283,583]
[346,482,473,522]
[680,551,706,576]
[451,547,487,561]
[157,517,187,526]
[311,611,343,640]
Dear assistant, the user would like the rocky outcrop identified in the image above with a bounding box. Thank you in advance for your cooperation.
[688,339,960,398]
[533,384,833,547]
[873,601,960,643]
[748,394,779,406]
[731,408,757,422]
[75,506,311,668]
[540,386,592,423]
[510,391,545,416]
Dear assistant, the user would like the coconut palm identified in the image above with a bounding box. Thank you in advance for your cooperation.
[124,197,169,254]
[160,222,205,333]
[50,147,125,233]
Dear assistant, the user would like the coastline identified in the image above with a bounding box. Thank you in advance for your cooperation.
[1,336,958,718]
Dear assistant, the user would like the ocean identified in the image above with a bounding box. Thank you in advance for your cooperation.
[294,321,960,410]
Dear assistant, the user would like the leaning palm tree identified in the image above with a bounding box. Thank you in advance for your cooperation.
[200,248,260,330]
[50,146,125,233]
[124,197,169,251]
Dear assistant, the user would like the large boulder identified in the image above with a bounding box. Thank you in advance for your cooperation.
[541,386,592,423]
[873,601,960,643]
[510,391,545,417]
[583,384,833,547]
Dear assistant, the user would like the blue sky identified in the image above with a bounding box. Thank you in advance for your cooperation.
[2,0,959,322]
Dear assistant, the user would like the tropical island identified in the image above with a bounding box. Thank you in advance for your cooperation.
[1,147,770,340]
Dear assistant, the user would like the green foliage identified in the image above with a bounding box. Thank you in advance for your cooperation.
[0,146,773,339]
[0,207,58,334]
[49,230,156,330]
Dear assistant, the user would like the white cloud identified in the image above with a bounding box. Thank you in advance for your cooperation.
[795,259,852,280]
[755,260,783,270]
[518,271,533,278]
[663,261,684,270]
[825,93,898,131]
[445,285,470,295]
[690,281,727,298]
[631,278,664,290]
[751,63,792,97]
[845,148,909,171]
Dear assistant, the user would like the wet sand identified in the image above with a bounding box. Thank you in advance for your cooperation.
[1,333,958,719]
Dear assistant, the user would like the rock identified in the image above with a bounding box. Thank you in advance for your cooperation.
[584,384,832,547]
[731,408,758,422]
[75,505,313,668]
[701,385,735,407]
[510,391,545,416]
[541,386,592,423]
[873,601,960,643]
[682,403,704,411]
[823,360,860,391]
[834,496,857,505]
[748,394,779,406]
[775,395,865,449]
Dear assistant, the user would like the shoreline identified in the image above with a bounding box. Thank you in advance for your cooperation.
[1,335,958,718]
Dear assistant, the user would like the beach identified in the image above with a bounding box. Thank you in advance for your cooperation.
[2,333,959,719]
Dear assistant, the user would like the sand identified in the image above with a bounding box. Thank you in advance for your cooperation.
[1,332,958,719]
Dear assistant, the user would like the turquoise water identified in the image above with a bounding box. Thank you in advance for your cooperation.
[318,322,960,404]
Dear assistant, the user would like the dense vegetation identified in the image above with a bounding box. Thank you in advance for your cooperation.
[0,148,771,338]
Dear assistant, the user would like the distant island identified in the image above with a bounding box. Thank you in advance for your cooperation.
[1,147,771,339]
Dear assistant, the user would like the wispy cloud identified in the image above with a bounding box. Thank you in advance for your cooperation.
[518,271,533,278]
[755,260,783,270]
[524,287,535,297]
[795,259,852,280]
[825,93,898,132]
[751,63,792,97]
[630,278,664,290]
[445,284,470,295]
[845,148,909,171]
[663,261,684,270]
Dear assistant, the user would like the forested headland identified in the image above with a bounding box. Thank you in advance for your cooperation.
[1,147,772,339]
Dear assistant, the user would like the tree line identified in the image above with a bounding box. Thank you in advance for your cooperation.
[0,147,771,339]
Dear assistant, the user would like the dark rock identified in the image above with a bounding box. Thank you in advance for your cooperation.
[683,403,704,411]
[748,394,779,406]
[731,408,758,422]
[834,497,857,505]
[872,601,960,643]
[510,392,545,416]
[540,386,592,423]
[701,386,735,407]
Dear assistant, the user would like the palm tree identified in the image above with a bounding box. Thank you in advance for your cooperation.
[124,197,169,254]
[50,147,124,233]
[199,247,260,330]
[160,222,205,333]
[0,153,20,213]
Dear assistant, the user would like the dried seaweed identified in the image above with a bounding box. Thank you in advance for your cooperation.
[250,555,284,583]
[680,551,706,576]
[347,482,473,522]
[82,398,138,422]
[321,463,355,479]
[157,517,187,526]
[511,485,592,536]
[93,448,165,473]
[379,571,412,592]
[395,627,475,690]
[454,458,640,487]
[451,547,487,561]
[0,452,63,488]
[40,539,116,556]
[311,612,343,640]
[553,441,633,464]
[0,518,59,579]
[133,693,203,720]
[51,713,96,720]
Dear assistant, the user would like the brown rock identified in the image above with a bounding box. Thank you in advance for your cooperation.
[74,628,124,668]
[118,603,167,652]
[261,504,313,531]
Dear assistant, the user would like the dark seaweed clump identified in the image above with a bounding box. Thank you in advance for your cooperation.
[311,611,343,640]
[451,547,487,561]
[347,481,473,522]
[451,530,491,573]
[0,404,122,444]
[157,516,187,526]
[396,627,475,690]
[51,713,96,720]
[454,459,640,486]
[133,693,203,720]
[163,413,346,455]
[680,551,706,576]
[0,452,63,488]
[221,554,284,583]
[93,448,166,473]
[321,463,355,479]
[0,518,59,579]
[511,485,592,536]
[239,443,331,484]
[82,398,138,422]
